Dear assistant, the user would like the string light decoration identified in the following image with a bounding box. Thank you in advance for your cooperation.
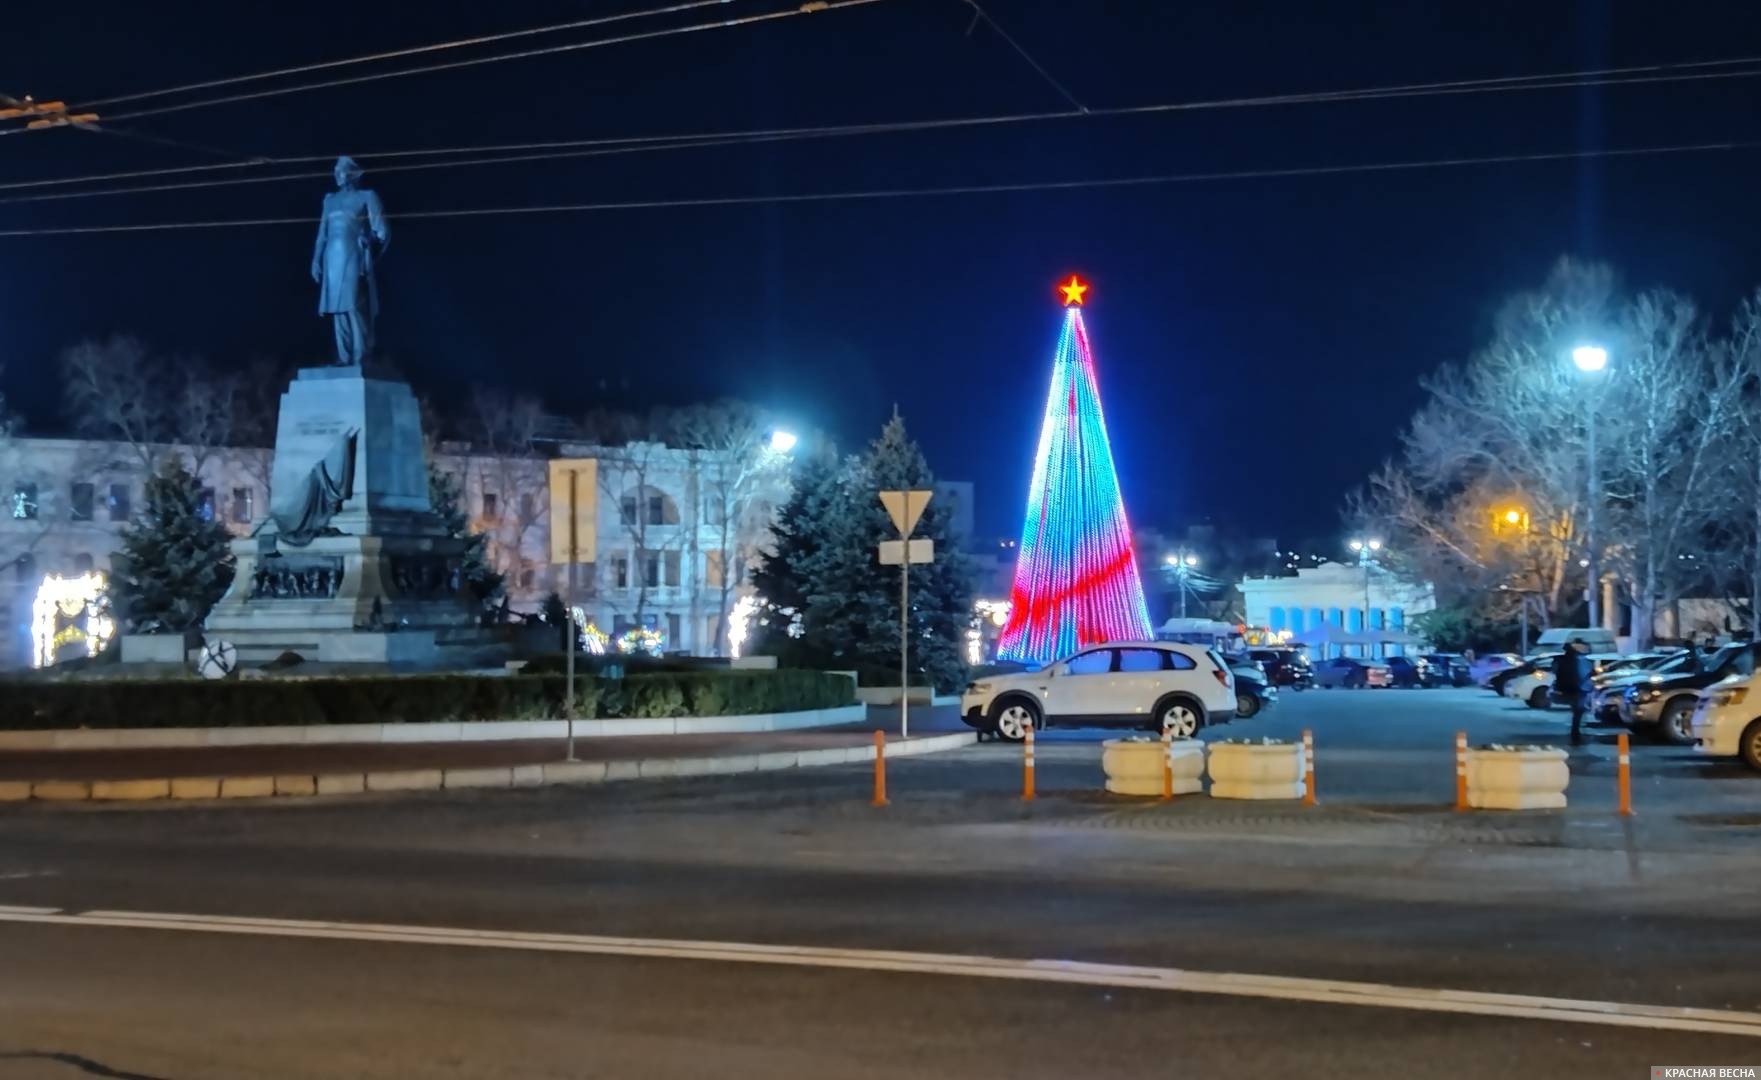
[616,625,666,656]
[32,572,114,668]
[727,594,760,658]
[570,607,609,655]
[997,276,1153,664]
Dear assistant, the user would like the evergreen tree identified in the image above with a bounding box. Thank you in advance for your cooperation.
[751,417,973,690]
[113,460,236,633]
[428,466,505,611]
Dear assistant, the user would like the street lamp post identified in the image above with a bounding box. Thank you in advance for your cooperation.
[1348,538,1382,658]
[1163,551,1200,618]
[1572,345,1608,631]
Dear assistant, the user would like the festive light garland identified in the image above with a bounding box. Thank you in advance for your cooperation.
[616,626,666,656]
[32,572,114,668]
[997,281,1153,664]
[727,594,759,658]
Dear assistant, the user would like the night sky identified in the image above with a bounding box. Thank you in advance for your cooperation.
[7,0,1761,544]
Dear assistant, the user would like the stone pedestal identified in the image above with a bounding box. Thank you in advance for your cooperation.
[203,367,498,669]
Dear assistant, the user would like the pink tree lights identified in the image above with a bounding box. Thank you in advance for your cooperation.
[996,275,1153,665]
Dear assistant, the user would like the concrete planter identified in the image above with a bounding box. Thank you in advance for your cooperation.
[1102,738,1204,796]
[853,686,958,707]
[120,633,194,665]
[1207,741,1305,800]
[1466,747,1569,810]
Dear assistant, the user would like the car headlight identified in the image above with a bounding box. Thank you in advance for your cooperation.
[1638,687,1663,702]
[965,682,993,694]
[1713,686,1749,706]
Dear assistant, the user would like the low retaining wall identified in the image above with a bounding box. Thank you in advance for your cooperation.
[0,730,978,804]
[0,704,866,751]
[854,687,958,707]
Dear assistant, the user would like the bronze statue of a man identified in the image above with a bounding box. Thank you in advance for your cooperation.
[311,156,389,366]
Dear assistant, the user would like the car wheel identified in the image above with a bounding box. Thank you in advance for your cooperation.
[1741,720,1761,771]
[1235,691,1260,719]
[1526,687,1550,711]
[1348,674,1364,689]
[1659,697,1698,746]
[1157,698,1204,738]
[989,697,1040,742]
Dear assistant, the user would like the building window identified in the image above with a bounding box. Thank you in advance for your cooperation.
[1368,608,1384,631]
[198,488,217,523]
[708,499,728,527]
[1267,606,1286,633]
[646,494,664,526]
[705,615,719,652]
[1347,609,1364,633]
[108,483,131,522]
[11,483,38,520]
[70,482,94,522]
[1308,607,1324,631]
[619,495,637,525]
[1327,607,1343,627]
[519,568,535,590]
[73,553,94,573]
[612,615,633,637]
[1288,608,1305,634]
[231,487,254,524]
[666,613,681,646]
[663,550,681,587]
[15,553,34,583]
[613,556,629,589]
[704,550,725,589]
[482,492,499,518]
[519,493,534,521]
[643,552,661,588]
[1389,607,1405,630]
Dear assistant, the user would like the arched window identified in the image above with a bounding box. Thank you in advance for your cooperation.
[1288,608,1305,634]
[1268,606,1286,632]
[1369,608,1384,631]
[1309,607,1324,631]
[1327,607,1344,627]
[1347,608,1363,633]
[1389,607,1405,630]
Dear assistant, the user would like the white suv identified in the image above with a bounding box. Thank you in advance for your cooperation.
[1691,671,1761,770]
[961,641,1237,741]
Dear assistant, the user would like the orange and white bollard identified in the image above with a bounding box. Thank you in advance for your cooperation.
[1454,731,1469,812]
[871,729,888,808]
[1617,732,1633,817]
[1301,728,1316,806]
[1022,724,1037,802]
[1161,728,1174,801]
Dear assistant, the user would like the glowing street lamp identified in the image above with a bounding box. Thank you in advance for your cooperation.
[767,429,798,454]
[1570,343,1609,628]
[1503,508,1523,525]
[1164,550,1200,618]
[1347,539,1382,656]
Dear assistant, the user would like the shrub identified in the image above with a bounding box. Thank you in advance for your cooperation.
[0,670,853,730]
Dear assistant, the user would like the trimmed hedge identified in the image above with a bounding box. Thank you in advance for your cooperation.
[0,670,855,730]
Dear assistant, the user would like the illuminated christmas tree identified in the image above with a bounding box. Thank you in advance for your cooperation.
[997,275,1153,664]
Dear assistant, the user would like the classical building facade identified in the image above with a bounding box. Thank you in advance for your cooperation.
[0,435,786,668]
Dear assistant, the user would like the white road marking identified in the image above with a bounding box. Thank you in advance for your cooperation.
[0,906,1756,1037]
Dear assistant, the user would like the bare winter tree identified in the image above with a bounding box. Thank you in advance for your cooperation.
[462,389,549,594]
[1598,291,1742,648]
[61,336,246,476]
[670,400,791,655]
[1714,289,1761,628]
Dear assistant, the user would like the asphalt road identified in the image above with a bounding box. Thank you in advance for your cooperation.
[2,688,1758,1078]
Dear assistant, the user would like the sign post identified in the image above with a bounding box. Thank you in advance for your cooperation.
[878,489,934,739]
[549,459,598,761]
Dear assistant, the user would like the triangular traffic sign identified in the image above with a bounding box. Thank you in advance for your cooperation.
[879,489,933,536]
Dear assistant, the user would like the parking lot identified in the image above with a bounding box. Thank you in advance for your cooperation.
[903,685,1759,823]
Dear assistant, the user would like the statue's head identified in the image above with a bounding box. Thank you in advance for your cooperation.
[334,156,364,187]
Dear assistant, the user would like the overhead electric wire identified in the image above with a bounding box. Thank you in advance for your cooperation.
[0,0,887,133]
[8,50,1761,200]
[2,136,1757,238]
[961,0,1087,112]
[76,0,746,110]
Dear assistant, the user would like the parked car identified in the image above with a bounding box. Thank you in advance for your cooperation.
[1592,652,1695,722]
[1247,647,1314,691]
[1313,657,1392,689]
[1383,655,1433,688]
[1529,627,1619,657]
[1471,653,1524,688]
[1503,658,1556,709]
[1423,653,1473,687]
[960,641,1236,741]
[1488,654,1559,697]
[1230,667,1278,720]
[1690,665,1761,770]
[1620,641,1759,744]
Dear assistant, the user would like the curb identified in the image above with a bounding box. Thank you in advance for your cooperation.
[2,732,977,806]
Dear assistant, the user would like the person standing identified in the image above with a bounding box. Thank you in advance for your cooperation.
[1555,638,1593,745]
